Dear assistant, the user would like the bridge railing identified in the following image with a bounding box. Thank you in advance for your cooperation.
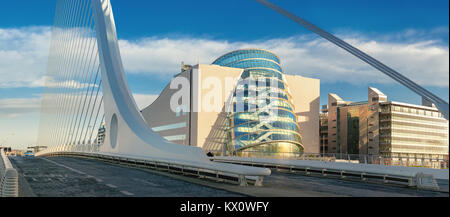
[36,145,271,187]
[230,151,449,169]
[213,156,443,190]
[0,149,19,197]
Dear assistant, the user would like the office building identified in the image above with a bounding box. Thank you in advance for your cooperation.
[319,107,329,153]
[321,87,448,167]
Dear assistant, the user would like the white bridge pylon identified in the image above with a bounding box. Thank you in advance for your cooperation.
[36,0,270,184]
[92,0,205,162]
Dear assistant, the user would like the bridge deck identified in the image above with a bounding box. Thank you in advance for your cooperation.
[10,156,242,197]
[10,156,448,197]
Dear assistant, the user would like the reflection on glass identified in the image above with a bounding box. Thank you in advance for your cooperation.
[213,49,304,156]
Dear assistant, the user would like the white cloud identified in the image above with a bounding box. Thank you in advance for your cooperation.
[271,36,449,86]
[0,26,51,88]
[0,93,156,149]
[31,76,99,89]
[133,93,158,110]
[0,93,157,119]
[0,97,41,118]
[0,26,448,89]
[119,34,449,87]
[0,26,446,148]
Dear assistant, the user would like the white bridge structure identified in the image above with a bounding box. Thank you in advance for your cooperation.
[36,0,270,186]
[36,0,447,188]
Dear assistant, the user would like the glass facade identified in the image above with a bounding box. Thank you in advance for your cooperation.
[379,103,449,157]
[346,107,360,155]
[213,49,304,155]
[319,113,328,153]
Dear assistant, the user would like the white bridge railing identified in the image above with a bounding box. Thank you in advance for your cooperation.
[0,149,19,197]
[213,156,445,191]
[232,151,449,169]
[36,145,271,187]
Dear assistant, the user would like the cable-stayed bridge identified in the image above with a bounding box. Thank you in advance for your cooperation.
[5,0,444,197]
[35,0,270,187]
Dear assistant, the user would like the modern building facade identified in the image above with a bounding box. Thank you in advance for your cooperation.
[320,87,448,167]
[141,49,320,157]
[378,101,448,159]
[319,107,329,153]
[95,123,106,145]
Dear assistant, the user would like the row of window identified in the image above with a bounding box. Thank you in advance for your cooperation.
[235,131,302,144]
[234,91,289,102]
[241,68,282,80]
[226,59,283,73]
[385,105,444,118]
[381,132,448,141]
[381,137,448,146]
[234,88,288,99]
[234,121,299,134]
[233,109,297,123]
[236,142,303,153]
[213,49,280,66]
[232,100,293,112]
[390,128,448,137]
[236,77,286,89]
[389,114,448,125]
[233,115,297,126]
[390,120,448,130]
[390,145,448,153]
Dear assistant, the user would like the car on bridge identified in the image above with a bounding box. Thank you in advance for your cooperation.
[24,150,34,157]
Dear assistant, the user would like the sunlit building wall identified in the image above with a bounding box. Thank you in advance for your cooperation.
[141,49,320,157]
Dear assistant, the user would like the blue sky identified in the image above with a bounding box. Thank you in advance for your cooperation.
[0,0,448,148]
[1,0,449,40]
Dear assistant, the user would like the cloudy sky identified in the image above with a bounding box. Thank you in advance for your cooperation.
[0,0,448,149]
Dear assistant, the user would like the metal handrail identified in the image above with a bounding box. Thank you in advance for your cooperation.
[36,145,271,186]
[0,149,19,197]
[212,156,441,190]
[231,151,449,169]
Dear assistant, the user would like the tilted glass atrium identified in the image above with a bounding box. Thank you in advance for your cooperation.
[212,49,304,156]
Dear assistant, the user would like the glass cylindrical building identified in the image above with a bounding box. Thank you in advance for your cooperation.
[212,49,304,157]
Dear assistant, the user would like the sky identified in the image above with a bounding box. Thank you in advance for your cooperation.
[0,0,448,149]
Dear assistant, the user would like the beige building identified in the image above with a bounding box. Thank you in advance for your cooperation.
[284,75,320,153]
[141,64,242,149]
[141,49,320,156]
[319,108,329,153]
[321,87,448,167]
